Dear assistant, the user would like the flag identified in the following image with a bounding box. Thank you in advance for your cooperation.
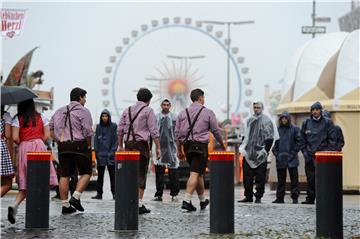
[4,47,38,86]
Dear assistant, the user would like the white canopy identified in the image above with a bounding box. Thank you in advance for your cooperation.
[293,32,348,101]
[335,29,360,99]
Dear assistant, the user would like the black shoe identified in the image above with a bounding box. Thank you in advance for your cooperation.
[91,194,102,200]
[255,198,261,203]
[200,199,209,210]
[238,197,253,203]
[181,200,196,212]
[152,196,163,201]
[7,206,16,224]
[301,200,314,205]
[69,196,84,211]
[62,206,76,214]
[292,198,298,204]
[272,198,284,204]
[139,205,151,214]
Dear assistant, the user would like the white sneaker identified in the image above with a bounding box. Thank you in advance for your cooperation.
[171,196,178,202]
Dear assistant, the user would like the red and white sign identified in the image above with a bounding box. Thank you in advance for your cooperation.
[1,8,27,38]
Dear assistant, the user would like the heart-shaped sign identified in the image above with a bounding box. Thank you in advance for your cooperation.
[6,31,15,38]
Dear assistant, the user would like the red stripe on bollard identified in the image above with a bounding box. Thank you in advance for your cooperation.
[315,151,342,163]
[115,151,140,161]
[209,152,235,161]
[27,152,52,161]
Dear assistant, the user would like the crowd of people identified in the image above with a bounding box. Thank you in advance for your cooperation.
[0,86,344,225]
[239,101,344,205]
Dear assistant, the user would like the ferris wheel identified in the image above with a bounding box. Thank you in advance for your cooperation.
[100,17,254,120]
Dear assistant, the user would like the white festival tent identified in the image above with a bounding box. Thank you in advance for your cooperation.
[270,30,360,192]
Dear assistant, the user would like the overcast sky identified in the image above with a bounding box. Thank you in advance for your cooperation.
[1,0,352,121]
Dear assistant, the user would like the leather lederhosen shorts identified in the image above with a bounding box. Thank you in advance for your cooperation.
[125,141,150,189]
[183,141,208,175]
[57,140,92,177]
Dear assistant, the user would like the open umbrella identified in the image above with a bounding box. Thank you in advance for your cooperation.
[1,85,38,105]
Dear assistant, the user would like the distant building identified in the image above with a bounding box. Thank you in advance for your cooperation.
[338,0,360,32]
[264,84,282,116]
[273,30,360,193]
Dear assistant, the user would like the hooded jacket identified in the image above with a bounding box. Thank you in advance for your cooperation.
[322,110,345,151]
[272,111,301,168]
[300,102,337,164]
[93,109,118,166]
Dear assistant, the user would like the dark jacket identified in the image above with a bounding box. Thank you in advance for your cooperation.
[300,111,337,164]
[334,125,345,151]
[93,109,118,166]
[272,111,301,168]
[322,110,345,151]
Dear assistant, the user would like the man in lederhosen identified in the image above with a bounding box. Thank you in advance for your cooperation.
[50,87,93,214]
[118,88,161,214]
[175,89,226,212]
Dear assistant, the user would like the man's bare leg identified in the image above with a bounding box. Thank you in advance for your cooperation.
[74,174,91,193]
[184,172,199,203]
[139,188,144,200]
[195,175,205,196]
[70,174,91,205]
[186,172,199,195]
[195,174,208,208]
[59,177,74,210]
[1,177,12,197]
[59,177,70,200]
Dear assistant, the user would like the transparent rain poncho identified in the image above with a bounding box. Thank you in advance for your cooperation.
[240,102,278,168]
[156,113,179,169]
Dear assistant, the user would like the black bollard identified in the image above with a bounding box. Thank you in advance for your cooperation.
[25,152,51,229]
[315,151,343,239]
[209,151,235,234]
[114,151,139,231]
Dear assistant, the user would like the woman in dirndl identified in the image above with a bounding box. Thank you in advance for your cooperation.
[7,99,58,224]
[1,106,15,197]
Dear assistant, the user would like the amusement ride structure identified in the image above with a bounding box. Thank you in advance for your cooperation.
[100,17,254,123]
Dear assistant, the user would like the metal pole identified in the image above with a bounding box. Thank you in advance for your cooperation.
[315,151,343,238]
[234,143,241,184]
[312,0,316,38]
[185,57,188,80]
[210,152,234,234]
[25,152,51,229]
[114,151,139,231]
[226,23,231,121]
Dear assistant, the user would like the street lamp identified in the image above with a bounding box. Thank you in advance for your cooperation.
[145,77,171,99]
[200,20,255,120]
[167,55,205,80]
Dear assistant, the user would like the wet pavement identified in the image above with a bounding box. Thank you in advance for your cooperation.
[1,171,359,239]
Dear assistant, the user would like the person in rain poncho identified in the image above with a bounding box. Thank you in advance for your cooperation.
[153,99,179,202]
[92,109,118,200]
[239,101,277,203]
